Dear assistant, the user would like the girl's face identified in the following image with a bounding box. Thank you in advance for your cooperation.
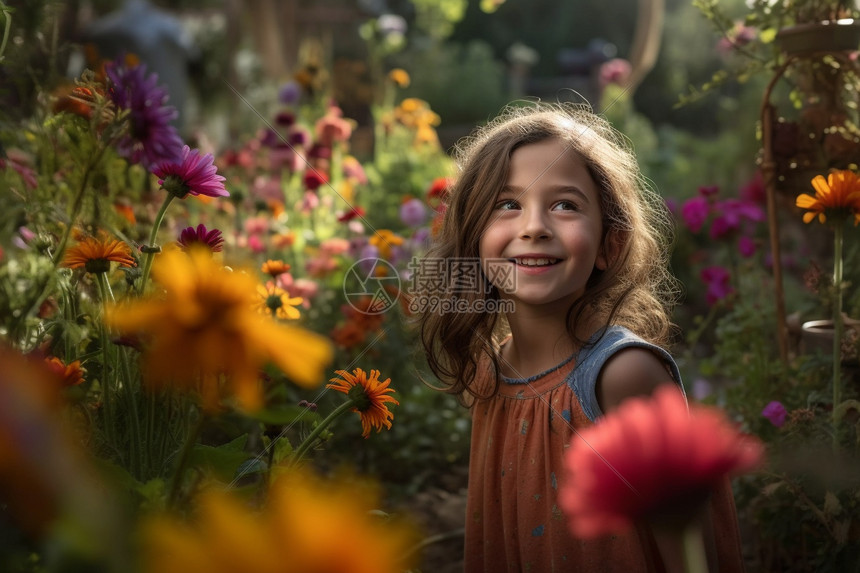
[478,138,606,313]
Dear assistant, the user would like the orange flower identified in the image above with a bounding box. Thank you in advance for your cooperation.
[62,233,136,273]
[796,170,860,225]
[368,229,404,259]
[104,249,332,411]
[261,259,291,278]
[559,385,763,539]
[44,357,85,387]
[388,68,410,88]
[142,469,415,573]
[326,368,399,438]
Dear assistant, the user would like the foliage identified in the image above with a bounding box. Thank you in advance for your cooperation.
[0,14,467,567]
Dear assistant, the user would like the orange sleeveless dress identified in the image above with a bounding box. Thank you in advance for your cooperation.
[464,326,745,572]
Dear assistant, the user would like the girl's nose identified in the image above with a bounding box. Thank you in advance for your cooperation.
[519,210,553,240]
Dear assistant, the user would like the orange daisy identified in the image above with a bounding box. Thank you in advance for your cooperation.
[61,234,136,273]
[326,368,399,438]
[261,259,291,278]
[44,357,85,387]
[796,169,860,225]
[255,284,302,320]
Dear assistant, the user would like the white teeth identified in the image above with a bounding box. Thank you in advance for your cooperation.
[514,258,558,267]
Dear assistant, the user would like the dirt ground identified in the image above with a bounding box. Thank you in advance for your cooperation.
[400,467,468,573]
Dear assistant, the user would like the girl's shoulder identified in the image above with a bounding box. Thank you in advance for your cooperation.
[567,325,684,421]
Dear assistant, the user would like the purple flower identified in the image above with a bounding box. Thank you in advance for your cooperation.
[177,224,225,253]
[278,81,302,105]
[700,266,733,306]
[762,401,787,427]
[737,236,757,258]
[153,146,229,199]
[399,198,428,227]
[681,196,710,233]
[105,58,184,170]
[698,185,720,197]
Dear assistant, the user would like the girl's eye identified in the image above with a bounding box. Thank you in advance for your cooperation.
[494,199,519,210]
[552,200,578,211]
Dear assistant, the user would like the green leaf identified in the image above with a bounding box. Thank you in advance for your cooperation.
[187,434,251,482]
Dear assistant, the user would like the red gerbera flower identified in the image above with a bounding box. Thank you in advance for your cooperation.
[559,385,763,539]
[337,206,365,222]
[303,170,329,192]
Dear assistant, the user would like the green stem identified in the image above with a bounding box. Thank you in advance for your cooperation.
[0,4,12,62]
[167,410,205,507]
[681,519,708,573]
[832,224,844,447]
[94,273,115,451]
[118,347,143,478]
[290,398,357,464]
[138,194,175,294]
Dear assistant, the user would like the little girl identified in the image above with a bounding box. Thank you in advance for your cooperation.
[415,103,745,572]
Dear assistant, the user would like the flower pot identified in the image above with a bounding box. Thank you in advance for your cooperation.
[776,20,860,55]
[801,314,860,364]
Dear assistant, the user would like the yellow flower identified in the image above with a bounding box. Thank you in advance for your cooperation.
[326,368,399,438]
[796,169,860,225]
[104,249,332,411]
[61,233,136,273]
[387,68,410,88]
[368,229,404,259]
[256,284,302,320]
[142,470,416,573]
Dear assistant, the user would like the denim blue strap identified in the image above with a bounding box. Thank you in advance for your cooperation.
[567,325,684,423]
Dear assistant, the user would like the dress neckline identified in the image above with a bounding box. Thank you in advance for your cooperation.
[498,327,608,385]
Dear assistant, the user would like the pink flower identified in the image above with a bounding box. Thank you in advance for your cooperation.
[320,237,351,256]
[559,385,763,539]
[153,146,229,199]
[701,266,734,306]
[698,185,719,197]
[244,216,269,235]
[246,235,266,254]
[681,196,710,233]
[315,106,353,146]
[598,58,632,88]
[762,401,787,427]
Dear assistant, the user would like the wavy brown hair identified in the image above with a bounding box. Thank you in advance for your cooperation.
[414,102,680,402]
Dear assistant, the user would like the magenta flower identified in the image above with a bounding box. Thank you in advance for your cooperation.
[762,401,787,427]
[681,196,710,233]
[105,58,184,170]
[700,266,734,306]
[153,146,229,199]
[737,236,757,258]
[177,224,225,253]
[698,185,719,197]
[709,198,765,240]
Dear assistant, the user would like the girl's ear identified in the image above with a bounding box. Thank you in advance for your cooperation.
[596,229,625,271]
